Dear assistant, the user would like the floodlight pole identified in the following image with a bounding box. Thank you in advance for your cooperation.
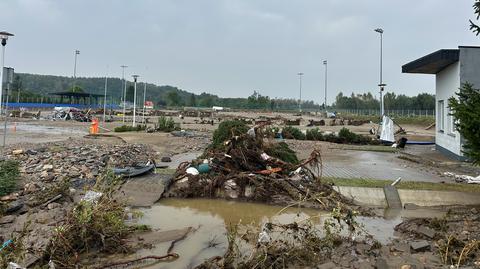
[0,31,14,115]
[375,28,386,116]
[142,82,147,123]
[103,66,108,123]
[121,65,128,123]
[323,60,328,111]
[73,50,80,91]
[132,75,139,127]
[297,72,304,113]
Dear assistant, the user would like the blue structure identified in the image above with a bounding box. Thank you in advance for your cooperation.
[5,102,120,109]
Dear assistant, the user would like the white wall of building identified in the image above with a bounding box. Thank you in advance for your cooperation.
[435,61,462,156]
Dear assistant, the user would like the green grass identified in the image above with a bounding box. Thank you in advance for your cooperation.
[324,177,480,193]
[0,160,20,196]
[331,145,399,153]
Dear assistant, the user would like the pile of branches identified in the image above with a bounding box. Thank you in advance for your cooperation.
[168,127,356,211]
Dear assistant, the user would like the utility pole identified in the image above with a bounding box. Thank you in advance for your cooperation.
[374,28,386,116]
[103,66,108,123]
[120,65,128,123]
[297,72,304,113]
[0,31,14,115]
[143,81,147,123]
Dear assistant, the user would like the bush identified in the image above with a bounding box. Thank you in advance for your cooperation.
[0,160,20,196]
[114,125,146,132]
[282,126,305,140]
[337,128,370,144]
[306,128,324,141]
[265,142,299,165]
[212,120,249,149]
[157,116,177,132]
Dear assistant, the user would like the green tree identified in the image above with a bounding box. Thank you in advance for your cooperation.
[470,0,480,35]
[11,75,23,102]
[69,85,84,93]
[448,83,480,164]
[167,91,182,106]
[189,93,197,107]
[126,85,135,102]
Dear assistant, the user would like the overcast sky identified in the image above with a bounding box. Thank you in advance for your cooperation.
[1,0,478,104]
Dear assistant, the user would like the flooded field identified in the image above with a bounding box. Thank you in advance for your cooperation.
[134,198,447,269]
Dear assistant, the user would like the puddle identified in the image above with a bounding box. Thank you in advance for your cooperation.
[136,199,446,269]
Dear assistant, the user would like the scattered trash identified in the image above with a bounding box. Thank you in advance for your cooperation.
[7,262,25,269]
[444,172,480,184]
[81,191,103,203]
[113,160,156,177]
[0,239,13,252]
[186,167,199,175]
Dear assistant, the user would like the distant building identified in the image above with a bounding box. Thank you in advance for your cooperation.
[144,101,154,109]
[402,46,480,160]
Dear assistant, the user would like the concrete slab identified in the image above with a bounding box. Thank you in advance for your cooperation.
[383,185,402,209]
[115,173,172,207]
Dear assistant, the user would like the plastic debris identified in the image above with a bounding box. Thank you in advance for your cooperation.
[81,191,103,203]
[7,262,25,269]
[186,167,199,176]
[260,152,271,161]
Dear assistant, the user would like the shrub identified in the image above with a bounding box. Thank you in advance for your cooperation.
[0,160,20,196]
[306,128,324,141]
[265,142,299,165]
[157,116,177,132]
[337,128,370,144]
[114,125,146,132]
[282,126,305,140]
[212,120,249,149]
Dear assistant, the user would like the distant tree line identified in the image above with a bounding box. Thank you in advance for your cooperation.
[333,92,435,110]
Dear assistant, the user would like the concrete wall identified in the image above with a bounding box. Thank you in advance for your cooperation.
[335,186,480,207]
[459,47,480,88]
[435,61,462,156]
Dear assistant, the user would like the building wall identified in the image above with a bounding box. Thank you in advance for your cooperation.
[459,47,480,88]
[435,61,462,156]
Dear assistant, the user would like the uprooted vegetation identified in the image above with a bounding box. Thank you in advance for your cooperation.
[0,160,20,197]
[282,126,378,145]
[114,124,147,132]
[198,204,378,269]
[167,120,365,212]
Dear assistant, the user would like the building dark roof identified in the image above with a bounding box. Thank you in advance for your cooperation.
[49,91,105,98]
[402,49,459,74]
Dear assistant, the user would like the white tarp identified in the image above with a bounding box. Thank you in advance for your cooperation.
[380,115,395,142]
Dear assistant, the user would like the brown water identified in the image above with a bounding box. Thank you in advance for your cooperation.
[135,198,446,269]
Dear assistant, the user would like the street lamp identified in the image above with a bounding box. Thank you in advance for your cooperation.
[132,75,139,127]
[374,28,386,116]
[323,60,328,111]
[0,31,14,114]
[297,72,304,113]
[103,66,108,123]
[73,50,80,91]
[121,65,128,123]
[142,81,147,123]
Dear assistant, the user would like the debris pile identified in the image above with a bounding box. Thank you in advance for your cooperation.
[0,139,157,267]
[166,122,358,211]
[50,107,92,122]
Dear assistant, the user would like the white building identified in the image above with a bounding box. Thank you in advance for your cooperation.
[402,46,480,160]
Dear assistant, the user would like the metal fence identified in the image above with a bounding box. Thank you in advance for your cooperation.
[334,109,435,117]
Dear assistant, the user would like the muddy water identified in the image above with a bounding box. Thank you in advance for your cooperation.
[138,199,446,269]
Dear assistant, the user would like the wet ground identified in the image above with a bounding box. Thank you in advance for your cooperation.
[132,198,447,269]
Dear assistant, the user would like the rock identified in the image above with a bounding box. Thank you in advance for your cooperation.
[317,261,336,269]
[12,149,24,155]
[417,226,436,238]
[5,201,24,214]
[392,242,410,253]
[404,203,419,210]
[24,183,38,194]
[161,156,172,162]
[42,164,54,171]
[410,240,430,252]
[0,215,16,224]
[25,149,38,155]
[375,258,389,269]
[400,265,413,269]
[47,202,61,210]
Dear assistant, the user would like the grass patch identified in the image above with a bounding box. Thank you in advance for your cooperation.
[0,160,20,196]
[114,125,147,132]
[324,177,480,193]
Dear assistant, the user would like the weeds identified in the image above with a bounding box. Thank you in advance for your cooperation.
[306,128,324,141]
[281,126,305,140]
[0,160,20,197]
[0,220,30,268]
[156,116,177,132]
[114,125,147,132]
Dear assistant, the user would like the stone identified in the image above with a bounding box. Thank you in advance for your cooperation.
[5,201,24,214]
[161,156,172,162]
[392,242,410,253]
[12,149,24,155]
[417,226,436,239]
[403,203,419,210]
[317,261,336,269]
[410,240,430,252]
[42,164,54,171]
[0,215,15,224]
[375,258,389,269]
[47,202,61,210]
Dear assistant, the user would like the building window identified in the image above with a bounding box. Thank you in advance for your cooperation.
[438,100,444,132]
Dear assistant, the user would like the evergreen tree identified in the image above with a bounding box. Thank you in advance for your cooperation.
[470,0,480,35]
[448,83,480,164]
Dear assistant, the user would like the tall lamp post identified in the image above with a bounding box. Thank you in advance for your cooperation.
[297,72,304,113]
[374,28,386,116]
[0,31,14,114]
[120,65,128,123]
[132,75,139,127]
[142,81,147,123]
[103,66,108,123]
[72,50,80,91]
[323,60,328,111]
